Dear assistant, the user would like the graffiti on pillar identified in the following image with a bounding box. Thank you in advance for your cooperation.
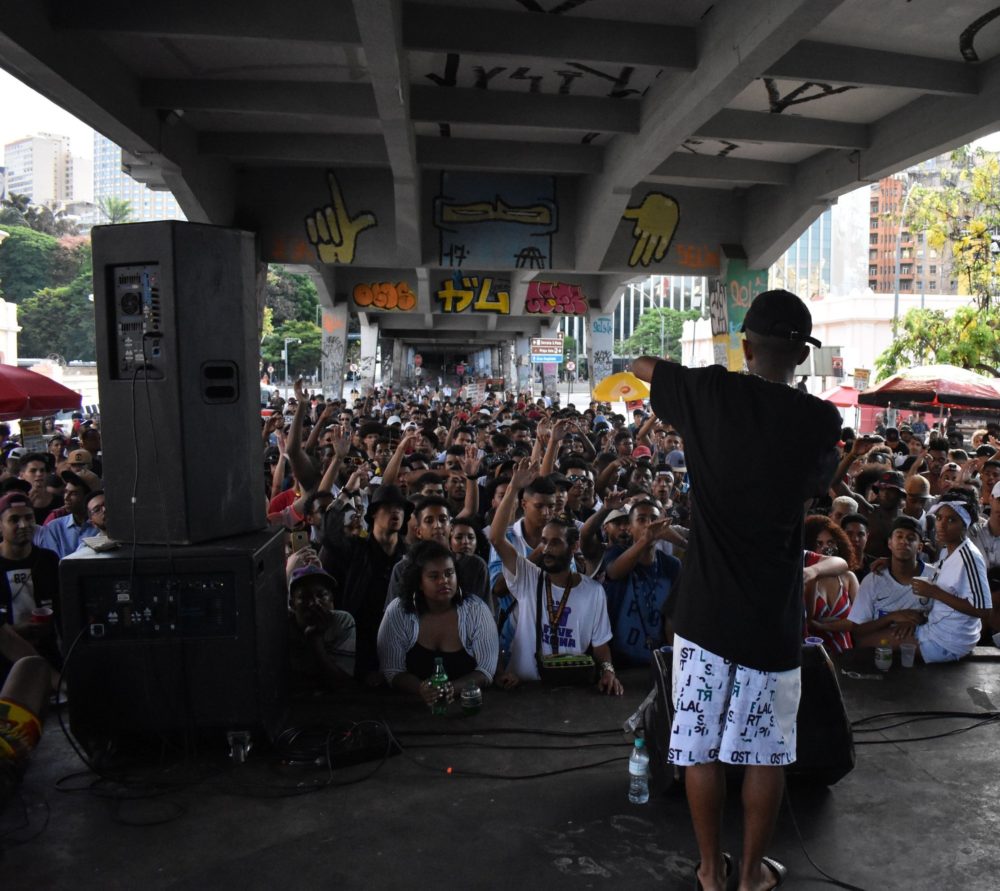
[433,172,558,269]
[524,281,588,315]
[358,355,376,393]
[591,349,613,384]
[591,316,613,335]
[305,171,377,264]
[380,343,394,390]
[351,281,418,312]
[436,276,511,314]
[621,192,680,268]
[321,313,346,398]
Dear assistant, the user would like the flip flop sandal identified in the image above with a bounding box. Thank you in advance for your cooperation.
[694,851,734,891]
[761,856,788,889]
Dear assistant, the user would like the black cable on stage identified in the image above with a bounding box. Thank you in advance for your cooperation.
[784,787,869,891]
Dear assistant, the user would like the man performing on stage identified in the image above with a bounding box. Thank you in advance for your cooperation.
[633,290,842,891]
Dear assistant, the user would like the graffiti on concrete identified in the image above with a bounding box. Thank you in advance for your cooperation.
[352,281,418,312]
[525,281,588,315]
[622,192,680,268]
[436,275,511,314]
[762,79,856,114]
[305,171,377,264]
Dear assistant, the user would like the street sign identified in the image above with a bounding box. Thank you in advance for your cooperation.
[566,361,576,372]
[530,336,564,364]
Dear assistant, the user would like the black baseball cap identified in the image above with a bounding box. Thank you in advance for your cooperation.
[740,289,821,347]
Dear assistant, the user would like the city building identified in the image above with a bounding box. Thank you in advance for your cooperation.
[93,131,185,223]
[2,132,76,204]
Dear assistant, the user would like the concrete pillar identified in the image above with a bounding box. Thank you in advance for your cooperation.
[319,301,349,400]
[515,336,531,394]
[358,315,379,395]
[587,309,615,394]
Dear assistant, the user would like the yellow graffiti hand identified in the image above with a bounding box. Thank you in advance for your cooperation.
[305,172,377,264]
[622,193,680,268]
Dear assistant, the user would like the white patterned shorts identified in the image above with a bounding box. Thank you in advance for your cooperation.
[668,634,801,767]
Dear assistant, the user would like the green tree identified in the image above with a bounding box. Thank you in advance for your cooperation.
[874,305,1000,380]
[18,274,96,362]
[905,149,1000,310]
[97,196,133,224]
[0,226,60,302]
[617,307,700,360]
[260,320,322,380]
[266,265,319,326]
[0,193,30,228]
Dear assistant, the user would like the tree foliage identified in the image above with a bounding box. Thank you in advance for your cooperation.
[96,196,133,225]
[874,305,1000,380]
[905,148,1000,310]
[616,306,701,360]
[18,261,96,361]
[260,320,322,379]
[1,193,78,236]
[0,226,60,302]
[265,265,319,327]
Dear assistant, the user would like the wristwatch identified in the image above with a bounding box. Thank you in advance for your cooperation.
[600,661,615,674]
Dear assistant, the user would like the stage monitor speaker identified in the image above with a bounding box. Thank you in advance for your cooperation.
[92,221,264,545]
[59,530,287,752]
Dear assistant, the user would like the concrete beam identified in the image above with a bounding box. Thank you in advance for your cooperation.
[410,85,638,133]
[52,0,360,43]
[650,153,794,186]
[766,41,979,96]
[402,2,695,70]
[694,109,870,149]
[416,137,602,175]
[574,0,847,271]
[0,4,236,224]
[200,132,388,165]
[352,0,422,267]
[140,80,376,118]
[743,55,1000,268]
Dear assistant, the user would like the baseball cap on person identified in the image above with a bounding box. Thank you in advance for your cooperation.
[740,289,822,347]
[386,415,402,426]
[6,447,28,461]
[632,445,653,459]
[890,515,922,535]
[61,468,101,492]
[288,564,337,595]
[0,492,31,517]
[874,470,906,492]
[67,449,93,467]
[665,449,687,473]
[603,509,629,524]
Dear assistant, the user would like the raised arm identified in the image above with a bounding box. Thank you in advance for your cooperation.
[285,380,321,490]
[540,419,570,476]
[580,489,626,561]
[457,445,481,520]
[303,402,335,455]
[380,431,420,488]
[490,458,537,576]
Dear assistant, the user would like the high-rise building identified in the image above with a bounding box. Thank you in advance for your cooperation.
[2,132,74,204]
[92,132,185,223]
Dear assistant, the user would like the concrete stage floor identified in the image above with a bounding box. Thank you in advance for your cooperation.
[2,647,998,890]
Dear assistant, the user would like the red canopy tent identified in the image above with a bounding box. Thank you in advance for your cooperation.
[857,364,1000,411]
[817,384,860,407]
[0,364,83,421]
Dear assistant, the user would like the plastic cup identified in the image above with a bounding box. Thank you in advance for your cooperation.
[874,646,893,671]
[30,606,53,624]
[460,684,483,716]
[804,636,824,647]
[900,643,917,668]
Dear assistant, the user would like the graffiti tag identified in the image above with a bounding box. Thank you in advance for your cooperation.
[352,282,417,312]
[525,281,588,315]
[436,276,511,314]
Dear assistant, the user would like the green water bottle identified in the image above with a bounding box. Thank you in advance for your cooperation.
[429,657,449,716]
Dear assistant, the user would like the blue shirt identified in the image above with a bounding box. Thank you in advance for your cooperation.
[37,514,99,559]
[602,545,680,665]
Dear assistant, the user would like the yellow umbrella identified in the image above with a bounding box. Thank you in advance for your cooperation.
[592,371,650,402]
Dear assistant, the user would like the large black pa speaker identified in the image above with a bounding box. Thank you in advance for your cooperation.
[92,221,264,545]
[59,530,287,753]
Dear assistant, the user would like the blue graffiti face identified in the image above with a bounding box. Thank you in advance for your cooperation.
[434,172,558,269]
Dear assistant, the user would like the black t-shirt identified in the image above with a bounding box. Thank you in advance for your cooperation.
[650,361,841,671]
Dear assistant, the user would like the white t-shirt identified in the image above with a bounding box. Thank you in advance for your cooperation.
[501,553,612,681]
[968,521,1000,569]
[919,539,992,655]
[848,561,928,624]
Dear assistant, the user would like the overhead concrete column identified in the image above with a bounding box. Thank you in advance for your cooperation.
[391,340,406,390]
[320,301,349,401]
[586,309,615,393]
[358,314,379,396]
[515,336,531,394]
[380,336,396,391]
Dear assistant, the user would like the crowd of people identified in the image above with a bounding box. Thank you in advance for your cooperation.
[2,294,1000,888]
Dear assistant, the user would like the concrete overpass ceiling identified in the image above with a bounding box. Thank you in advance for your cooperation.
[3,0,1000,315]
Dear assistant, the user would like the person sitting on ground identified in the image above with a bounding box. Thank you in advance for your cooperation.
[0,647,49,807]
[845,515,930,647]
[287,565,355,690]
[904,490,993,662]
[489,458,622,694]
[803,512,859,656]
[377,541,498,705]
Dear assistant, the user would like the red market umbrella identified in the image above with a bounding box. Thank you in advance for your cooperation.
[857,364,1000,411]
[817,384,860,408]
[0,364,82,420]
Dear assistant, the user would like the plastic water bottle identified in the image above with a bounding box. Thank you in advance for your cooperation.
[429,657,449,716]
[628,737,650,804]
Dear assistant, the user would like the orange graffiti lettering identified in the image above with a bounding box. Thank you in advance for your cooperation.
[675,244,720,270]
[352,282,417,312]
